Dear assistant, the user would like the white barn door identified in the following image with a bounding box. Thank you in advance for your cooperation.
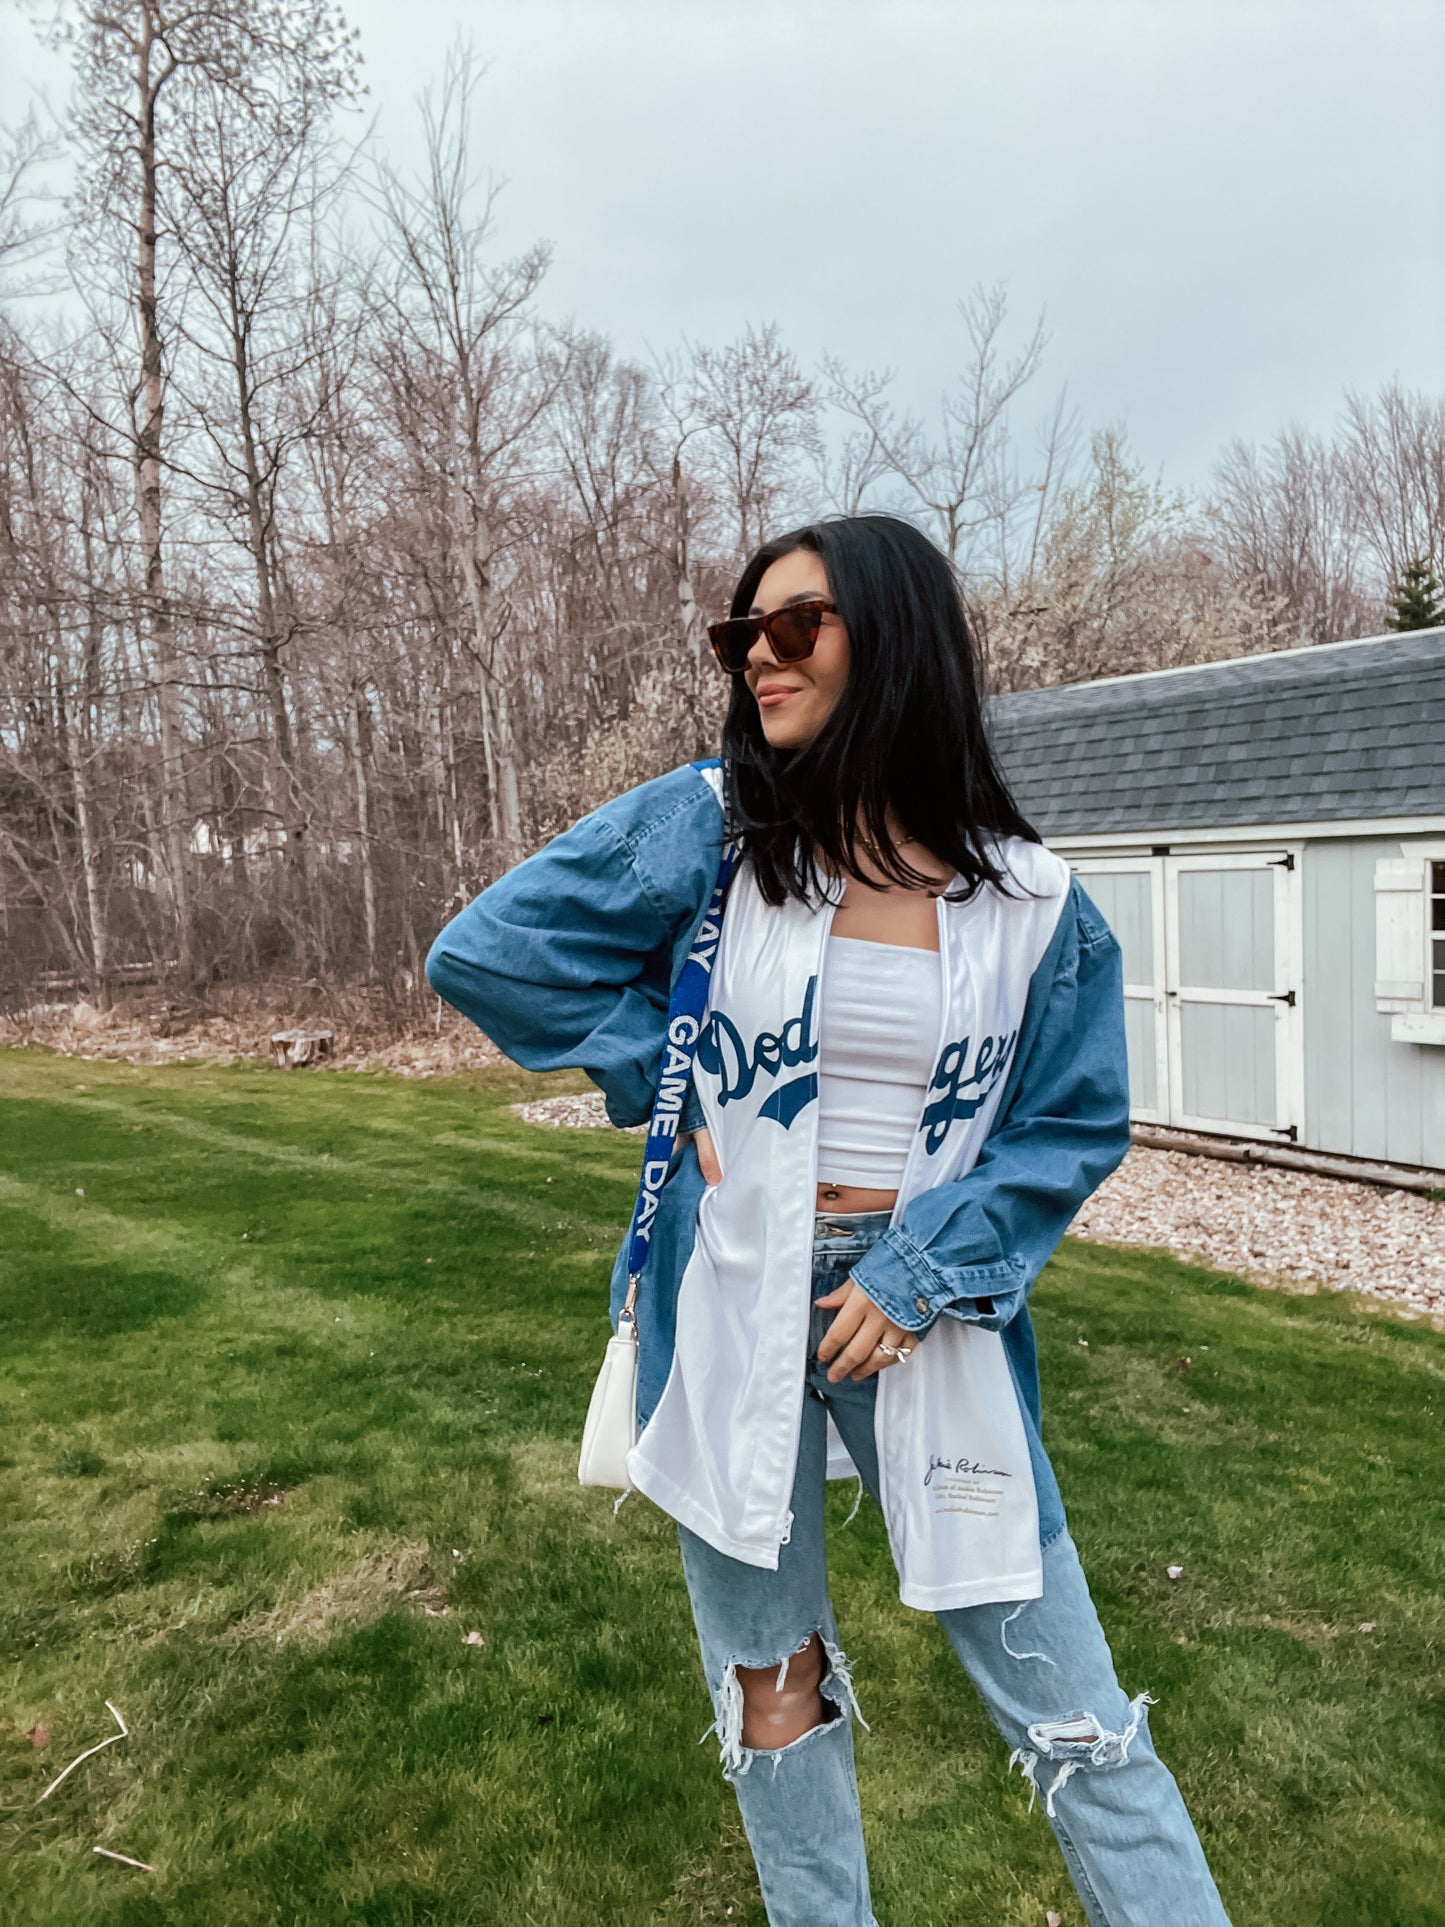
[1070,858,1169,1124]
[1071,850,1302,1141]
[1165,852,1302,1142]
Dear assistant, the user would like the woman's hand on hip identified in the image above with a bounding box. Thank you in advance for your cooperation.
[686,1126,722,1186]
[814,1279,916,1382]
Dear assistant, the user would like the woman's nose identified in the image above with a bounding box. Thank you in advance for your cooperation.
[747,631,780,672]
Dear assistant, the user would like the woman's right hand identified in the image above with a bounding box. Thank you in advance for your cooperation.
[688,1126,722,1186]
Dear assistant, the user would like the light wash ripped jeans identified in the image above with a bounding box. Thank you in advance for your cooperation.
[678,1211,1230,1927]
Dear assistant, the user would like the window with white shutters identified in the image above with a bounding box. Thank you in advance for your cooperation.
[1374,857,1427,1007]
[1376,849,1445,1043]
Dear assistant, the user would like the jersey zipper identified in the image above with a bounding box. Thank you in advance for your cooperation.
[773,890,838,1548]
[890,889,954,1230]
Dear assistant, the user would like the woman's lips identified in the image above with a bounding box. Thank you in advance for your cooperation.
[755,684,799,708]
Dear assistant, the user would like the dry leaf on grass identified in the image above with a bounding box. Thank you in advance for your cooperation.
[25,1724,48,1749]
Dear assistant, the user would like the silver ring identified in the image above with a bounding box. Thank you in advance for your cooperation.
[875,1341,913,1359]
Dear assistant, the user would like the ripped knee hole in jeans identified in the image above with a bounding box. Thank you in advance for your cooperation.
[704,1629,869,1780]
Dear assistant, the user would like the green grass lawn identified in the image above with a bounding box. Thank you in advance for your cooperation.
[0,1048,1441,1927]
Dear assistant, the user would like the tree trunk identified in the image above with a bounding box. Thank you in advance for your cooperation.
[53,653,110,1001]
[133,759,169,969]
[233,334,307,882]
[428,685,452,863]
[456,495,521,868]
[672,453,708,670]
[134,0,194,978]
[441,677,466,878]
[348,684,379,980]
[475,650,498,837]
[672,452,710,748]
[489,670,521,867]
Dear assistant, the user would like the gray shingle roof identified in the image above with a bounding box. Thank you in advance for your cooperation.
[986,627,1445,837]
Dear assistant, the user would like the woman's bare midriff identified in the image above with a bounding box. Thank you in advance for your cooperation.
[814,1181,899,1214]
[692,1127,899,1215]
[812,834,949,1218]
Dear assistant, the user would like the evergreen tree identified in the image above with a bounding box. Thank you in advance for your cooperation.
[1386,556,1445,631]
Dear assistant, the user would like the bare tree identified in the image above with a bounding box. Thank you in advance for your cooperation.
[686,322,819,562]
[644,348,715,695]
[0,112,63,292]
[378,43,556,871]
[817,361,900,517]
[0,340,134,995]
[63,0,222,974]
[161,4,359,903]
[1342,382,1445,598]
[984,430,1290,689]
[827,285,1053,581]
[547,330,658,653]
[1210,427,1372,644]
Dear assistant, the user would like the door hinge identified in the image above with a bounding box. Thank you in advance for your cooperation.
[1271,989,1296,1006]
[1271,1124,1299,1141]
[1269,853,1296,870]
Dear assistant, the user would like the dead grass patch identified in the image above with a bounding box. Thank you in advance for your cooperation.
[233,1542,441,1646]
[0,992,505,1079]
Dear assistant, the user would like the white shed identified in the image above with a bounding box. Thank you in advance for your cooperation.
[989,626,1445,1177]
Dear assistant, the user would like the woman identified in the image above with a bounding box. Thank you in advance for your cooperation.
[427,514,1229,1926]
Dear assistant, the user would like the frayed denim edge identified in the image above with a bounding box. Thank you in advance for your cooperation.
[1009,1691,1156,1820]
[702,1630,869,1781]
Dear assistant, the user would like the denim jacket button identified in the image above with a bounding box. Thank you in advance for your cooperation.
[914,1295,930,1316]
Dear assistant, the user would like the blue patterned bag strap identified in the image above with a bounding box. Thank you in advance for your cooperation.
[618,770,736,1330]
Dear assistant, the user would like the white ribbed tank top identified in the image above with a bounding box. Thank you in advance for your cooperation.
[816,936,942,1190]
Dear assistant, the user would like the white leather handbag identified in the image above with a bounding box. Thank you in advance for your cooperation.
[577,1288,639,1489]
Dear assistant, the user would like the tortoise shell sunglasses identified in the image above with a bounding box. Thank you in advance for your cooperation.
[707,598,838,674]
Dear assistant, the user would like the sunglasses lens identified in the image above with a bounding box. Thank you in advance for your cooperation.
[708,619,756,673]
[708,601,827,672]
[768,605,823,660]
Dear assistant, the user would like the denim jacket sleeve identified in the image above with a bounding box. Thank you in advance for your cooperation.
[850,879,1132,1335]
[424,767,718,1130]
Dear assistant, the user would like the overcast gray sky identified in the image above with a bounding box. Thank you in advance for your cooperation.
[5,0,1442,492]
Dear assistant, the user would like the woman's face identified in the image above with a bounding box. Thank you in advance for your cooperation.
[744,549,851,751]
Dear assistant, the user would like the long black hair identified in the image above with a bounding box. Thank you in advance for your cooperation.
[720,513,1038,906]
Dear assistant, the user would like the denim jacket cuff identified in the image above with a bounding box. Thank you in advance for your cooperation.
[851,1229,1026,1333]
[600,1080,649,1131]
[678,1086,706,1137]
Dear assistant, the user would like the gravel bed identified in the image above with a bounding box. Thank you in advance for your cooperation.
[513,1094,1445,1321]
[1074,1145,1445,1320]
[512,1092,643,1133]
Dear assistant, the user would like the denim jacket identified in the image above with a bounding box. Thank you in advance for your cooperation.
[427,760,1131,1566]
